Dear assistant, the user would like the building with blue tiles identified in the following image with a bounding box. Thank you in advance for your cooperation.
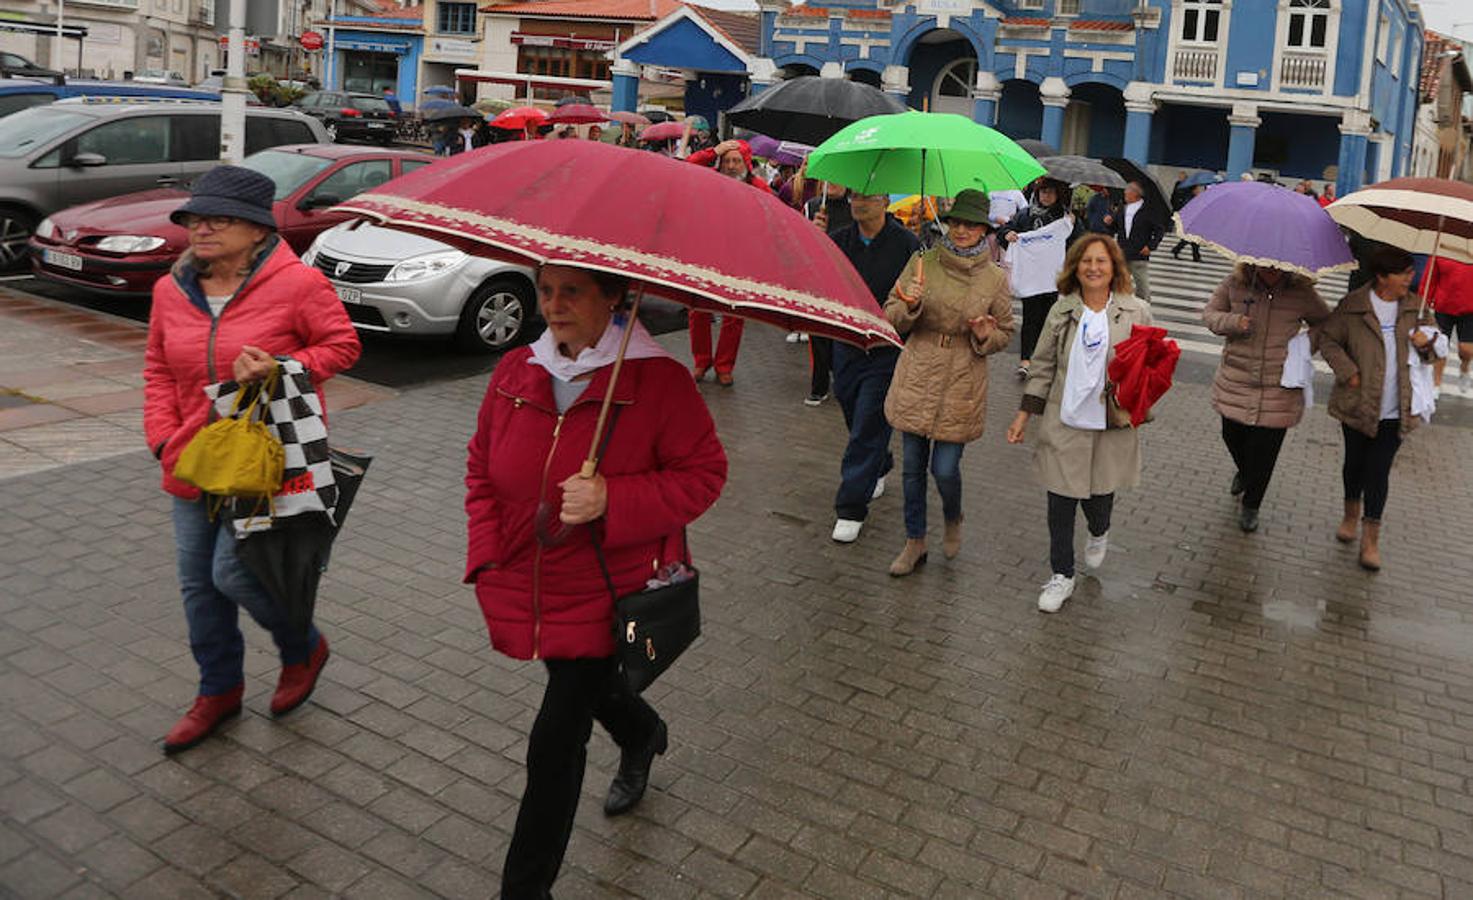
[743,0,1425,194]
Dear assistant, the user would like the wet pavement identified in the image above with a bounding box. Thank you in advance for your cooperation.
[2,289,1473,899]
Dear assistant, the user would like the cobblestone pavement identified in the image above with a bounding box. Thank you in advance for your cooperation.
[3,307,1473,899]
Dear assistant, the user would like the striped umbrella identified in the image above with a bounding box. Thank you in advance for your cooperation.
[1327,177,1473,266]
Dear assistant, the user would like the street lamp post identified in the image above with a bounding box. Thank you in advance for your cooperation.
[52,0,65,75]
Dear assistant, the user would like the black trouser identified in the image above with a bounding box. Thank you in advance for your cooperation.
[1047,491,1114,578]
[1220,417,1287,511]
[502,656,659,899]
[1342,420,1403,521]
[809,335,833,397]
[1171,239,1201,261]
[1019,292,1058,363]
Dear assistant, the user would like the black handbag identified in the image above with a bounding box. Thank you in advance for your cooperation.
[591,530,700,694]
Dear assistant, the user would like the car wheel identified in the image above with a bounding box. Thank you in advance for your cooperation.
[0,205,37,272]
[325,122,339,142]
[455,277,534,352]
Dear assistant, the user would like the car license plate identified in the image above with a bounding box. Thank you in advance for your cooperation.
[43,249,83,271]
[335,285,362,304]
[368,122,387,128]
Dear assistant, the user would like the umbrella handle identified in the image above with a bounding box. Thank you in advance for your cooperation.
[1420,215,1446,319]
[581,286,646,478]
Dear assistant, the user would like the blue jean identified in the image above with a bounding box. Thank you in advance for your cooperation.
[173,497,319,696]
[832,344,897,521]
[901,432,964,538]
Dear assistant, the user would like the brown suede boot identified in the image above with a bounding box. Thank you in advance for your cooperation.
[889,539,928,576]
[1336,501,1361,543]
[942,519,962,559]
[1358,519,1382,572]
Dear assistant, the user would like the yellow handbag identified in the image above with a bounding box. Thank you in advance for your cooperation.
[173,366,285,504]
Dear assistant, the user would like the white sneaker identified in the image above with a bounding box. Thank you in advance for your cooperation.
[1037,574,1075,613]
[832,518,863,543]
[799,333,810,343]
[871,476,886,500]
[786,331,802,343]
[1083,532,1108,570]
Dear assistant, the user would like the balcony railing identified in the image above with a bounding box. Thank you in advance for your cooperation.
[1280,51,1327,91]
[1173,48,1219,82]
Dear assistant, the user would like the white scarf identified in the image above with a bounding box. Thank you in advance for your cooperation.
[1060,299,1111,431]
[527,315,673,382]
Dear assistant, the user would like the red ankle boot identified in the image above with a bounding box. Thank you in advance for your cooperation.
[271,636,330,717]
[163,685,243,755]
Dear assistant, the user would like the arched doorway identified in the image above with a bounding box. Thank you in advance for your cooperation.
[849,67,882,89]
[997,79,1042,140]
[904,29,976,114]
[1062,82,1126,158]
[779,63,818,79]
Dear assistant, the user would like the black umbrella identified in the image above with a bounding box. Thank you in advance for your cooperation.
[422,104,481,122]
[1103,157,1171,226]
[1016,138,1058,159]
[238,448,373,634]
[1037,155,1127,188]
[726,76,907,145]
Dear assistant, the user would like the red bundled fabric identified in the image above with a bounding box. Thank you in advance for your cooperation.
[1107,324,1180,427]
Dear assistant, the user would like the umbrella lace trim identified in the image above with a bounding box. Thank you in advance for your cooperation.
[1171,212,1358,281]
[336,193,898,337]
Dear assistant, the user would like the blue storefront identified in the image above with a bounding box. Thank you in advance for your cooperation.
[751,0,1425,195]
[323,22,423,103]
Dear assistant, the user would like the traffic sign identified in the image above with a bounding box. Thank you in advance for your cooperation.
[300,31,323,51]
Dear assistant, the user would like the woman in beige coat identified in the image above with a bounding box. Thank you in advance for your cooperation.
[883,189,1015,575]
[1006,234,1153,613]
[1318,245,1443,571]
[1201,265,1330,532]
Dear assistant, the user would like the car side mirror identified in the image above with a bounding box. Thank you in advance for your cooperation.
[299,193,340,211]
[70,152,107,167]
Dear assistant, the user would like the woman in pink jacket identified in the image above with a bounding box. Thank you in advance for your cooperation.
[142,166,360,754]
[466,265,726,898]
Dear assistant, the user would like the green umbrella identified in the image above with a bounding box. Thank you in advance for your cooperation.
[806,110,1046,198]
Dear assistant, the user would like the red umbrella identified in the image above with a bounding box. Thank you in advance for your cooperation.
[639,121,686,142]
[1106,325,1180,427]
[336,140,897,471]
[609,110,650,127]
[548,103,606,125]
[489,106,548,130]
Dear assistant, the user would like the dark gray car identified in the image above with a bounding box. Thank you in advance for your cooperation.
[0,98,329,269]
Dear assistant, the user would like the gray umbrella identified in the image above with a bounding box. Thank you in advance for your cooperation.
[1038,155,1127,188]
[1015,138,1058,159]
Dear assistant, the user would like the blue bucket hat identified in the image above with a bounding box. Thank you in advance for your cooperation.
[170,165,278,230]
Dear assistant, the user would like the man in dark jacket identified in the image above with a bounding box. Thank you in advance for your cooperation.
[827,192,920,543]
[1084,185,1115,234]
[801,182,855,405]
[1113,181,1165,301]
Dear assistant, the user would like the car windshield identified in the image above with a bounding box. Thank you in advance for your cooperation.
[0,108,89,157]
[349,96,391,113]
[243,149,334,200]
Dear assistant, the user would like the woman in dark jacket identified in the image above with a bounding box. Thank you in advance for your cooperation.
[997,178,1084,380]
[1318,245,1443,571]
[466,265,727,898]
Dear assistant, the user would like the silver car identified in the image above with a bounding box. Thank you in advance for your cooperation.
[303,220,539,352]
[0,98,328,268]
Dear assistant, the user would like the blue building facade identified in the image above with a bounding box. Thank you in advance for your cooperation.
[750,0,1424,195]
[322,15,424,104]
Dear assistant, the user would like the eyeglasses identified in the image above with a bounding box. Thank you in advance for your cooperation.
[179,214,238,231]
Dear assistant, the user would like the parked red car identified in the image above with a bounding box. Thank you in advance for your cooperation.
[29,143,436,296]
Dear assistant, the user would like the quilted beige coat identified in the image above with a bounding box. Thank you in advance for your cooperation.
[882,246,1014,443]
[1201,270,1330,429]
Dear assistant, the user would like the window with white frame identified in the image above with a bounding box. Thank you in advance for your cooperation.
[1376,11,1390,63]
[1388,21,1403,75]
[1058,0,1081,15]
[1286,0,1329,49]
[1180,0,1224,44]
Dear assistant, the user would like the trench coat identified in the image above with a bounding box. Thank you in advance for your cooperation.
[883,246,1015,443]
[1020,292,1154,499]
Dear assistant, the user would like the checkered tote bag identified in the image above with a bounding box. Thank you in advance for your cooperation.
[205,358,338,537]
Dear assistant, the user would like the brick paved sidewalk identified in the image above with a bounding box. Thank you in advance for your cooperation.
[3,316,1473,899]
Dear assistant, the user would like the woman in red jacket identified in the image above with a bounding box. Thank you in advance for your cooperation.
[142,166,361,755]
[466,265,726,898]
[1427,255,1473,392]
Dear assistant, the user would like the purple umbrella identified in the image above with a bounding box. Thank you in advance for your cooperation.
[745,134,814,167]
[1176,181,1354,278]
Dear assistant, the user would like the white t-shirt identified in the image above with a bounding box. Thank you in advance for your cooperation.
[1371,292,1400,420]
[989,190,1027,226]
[206,294,229,317]
[1060,301,1111,431]
[1005,216,1073,297]
[1123,199,1144,238]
